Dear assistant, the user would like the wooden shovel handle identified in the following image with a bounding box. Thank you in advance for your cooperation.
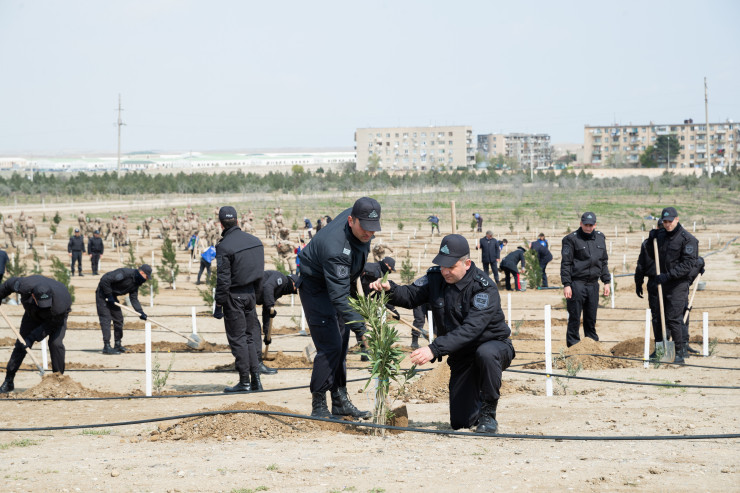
[653,239,668,343]
[0,306,44,375]
[114,302,187,340]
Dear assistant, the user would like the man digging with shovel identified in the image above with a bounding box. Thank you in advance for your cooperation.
[96,264,152,354]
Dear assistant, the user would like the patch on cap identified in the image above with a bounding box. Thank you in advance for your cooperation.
[440,244,450,254]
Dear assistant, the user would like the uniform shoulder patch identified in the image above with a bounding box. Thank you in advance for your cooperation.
[413,275,429,287]
[342,248,351,255]
[473,293,489,309]
[427,266,441,273]
[336,264,349,279]
[563,245,571,256]
[685,244,694,254]
[597,231,603,235]
[277,277,283,285]
[475,274,489,287]
[114,272,124,281]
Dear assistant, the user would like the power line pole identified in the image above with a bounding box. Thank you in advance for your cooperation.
[116,94,125,173]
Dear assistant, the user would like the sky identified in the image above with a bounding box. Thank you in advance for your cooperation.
[0,0,738,155]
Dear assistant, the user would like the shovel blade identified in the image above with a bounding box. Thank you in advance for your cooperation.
[658,341,676,363]
[187,333,205,350]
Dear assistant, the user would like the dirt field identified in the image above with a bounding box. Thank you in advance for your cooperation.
[1,194,739,492]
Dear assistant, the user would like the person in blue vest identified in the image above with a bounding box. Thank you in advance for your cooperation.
[472,213,483,233]
[476,230,500,282]
[196,245,216,285]
[427,214,440,235]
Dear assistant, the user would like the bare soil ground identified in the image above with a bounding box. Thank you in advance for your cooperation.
[0,197,739,492]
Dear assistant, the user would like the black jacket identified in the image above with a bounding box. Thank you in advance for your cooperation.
[478,236,500,263]
[97,268,146,312]
[530,240,553,265]
[560,228,610,286]
[646,223,699,284]
[88,236,104,255]
[257,270,295,308]
[68,235,85,253]
[388,263,509,359]
[0,249,8,279]
[215,226,264,305]
[0,275,72,326]
[298,207,370,330]
[501,248,526,271]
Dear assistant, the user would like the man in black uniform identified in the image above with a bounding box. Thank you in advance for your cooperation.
[297,197,380,419]
[560,212,611,347]
[530,234,553,287]
[0,276,72,393]
[476,230,500,281]
[88,230,104,276]
[370,234,515,433]
[68,228,86,276]
[645,207,700,363]
[213,206,265,392]
[96,264,151,354]
[0,248,8,283]
[255,269,298,375]
[500,246,526,291]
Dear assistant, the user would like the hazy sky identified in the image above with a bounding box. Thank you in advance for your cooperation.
[1,0,738,155]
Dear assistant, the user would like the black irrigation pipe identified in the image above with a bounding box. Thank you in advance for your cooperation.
[507,369,740,389]
[1,408,738,441]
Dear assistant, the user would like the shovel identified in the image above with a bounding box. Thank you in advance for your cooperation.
[115,303,205,350]
[653,239,675,363]
[0,307,45,376]
[263,309,274,359]
[683,273,702,324]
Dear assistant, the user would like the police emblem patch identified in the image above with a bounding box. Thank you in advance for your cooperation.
[337,265,349,278]
[440,244,450,254]
[368,210,378,219]
[413,275,429,287]
[685,245,694,254]
[277,278,283,285]
[664,211,669,217]
[342,248,351,255]
[473,293,489,309]
[563,246,570,256]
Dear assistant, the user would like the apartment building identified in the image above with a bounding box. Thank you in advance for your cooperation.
[583,120,738,168]
[477,133,553,169]
[354,125,474,171]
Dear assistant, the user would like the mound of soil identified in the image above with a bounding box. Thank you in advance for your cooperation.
[0,336,17,346]
[11,373,118,399]
[211,351,311,371]
[610,337,655,357]
[125,341,229,353]
[524,338,634,370]
[146,401,368,441]
[18,361,105,371]
[271,325,302,335]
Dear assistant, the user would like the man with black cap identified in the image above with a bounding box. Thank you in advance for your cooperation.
[255,270,299,374]
[68,228,86,276]
[530,233,553,287]
[370,234,515,433]
[96,264,151,354]
[88,230,104,276]
[0,275,72,393]
[213,205,265,392]
[500,247,526,291]
[476,230,500,281]
[560,212,611,347]
[644,207,700,363]
[297,197,380,419]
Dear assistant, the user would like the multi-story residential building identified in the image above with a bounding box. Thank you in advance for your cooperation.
[354,126,474,171]
[583,120,738,168]
[477,133,553,169]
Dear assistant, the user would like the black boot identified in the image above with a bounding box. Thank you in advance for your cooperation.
[686,344,700,355]
[410,334,420,350]
[103,342,119,355]
[0,378,14,393]
[311,392,332,418]
[359,343,370,362]
[259,362,278,375]
[673,344,685,364]
[475,400,499,433]
[331,387,371,419]
[114,340,129,353]
[250,372,263,391]
[224,374,251,393]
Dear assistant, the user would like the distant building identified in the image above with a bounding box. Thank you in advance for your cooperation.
[354,125,474,171]
[583,120,738,169]
[477,133,553,169]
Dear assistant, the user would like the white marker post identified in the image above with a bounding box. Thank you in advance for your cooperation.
[41,337,48,370]
[145,321,152,397]
[191,306,197,336]
[693,221,696,232]
[544,304,553,397]
[291,294,294,307]
[623,254,626,272]
[417,252,421,272]
[610,277,615,309]
[212,288,216,312]
[703,312,709,357]
[300,309,307,335]
[390,230,393,241]
[427,310,434,344]
[507,292,511,325]
[151,250,155,266]
[644,309,651,369]
[615,225,618,238]
[609,241,613,255]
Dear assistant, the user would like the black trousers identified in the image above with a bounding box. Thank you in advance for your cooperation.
[299,276,350,393]
[70,251,83,274]
[6,312,67,378]
[412,304,427,333]
[502,267,520,291]
[197,258,212,283]
[566,280,600,347]
[96,289,124,344]
[90,254,101,275]
[255,305,274,363]
[448,339,515,430]
[646,278,662,342]
[222,290,260,375]
[482,261,499,283]
[540,260,550,287]
[659,280,688,345]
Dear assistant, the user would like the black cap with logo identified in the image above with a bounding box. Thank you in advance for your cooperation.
[351,197,382,232]
[381,256,396,272]
[218,206,237,223]
[581,212,597,225]
[33,284,53,308]
[433,234,470,268]
[661,207,678,221]
[139,264,153,278]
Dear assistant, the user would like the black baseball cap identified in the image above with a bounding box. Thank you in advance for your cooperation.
[382,256,396,272]
[33,284,53,308]
[218,206,237,222]
[661,207,678,221]
[433,234,470,268]
[139,264,153,278]
[581,212,597,225]
[351,197,382,232]
[94,230,100,234]
[74,228,80,233]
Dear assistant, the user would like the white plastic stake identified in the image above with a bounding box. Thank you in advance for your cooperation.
[41,337,48,370]
[291,294,294,307]
[615,225,618,238]
[610,277,615,308]
[151,250,155,266]
[708,238,712,250]
[413,228,417,239]
[625,236,628,245]
[427,310,434,343]
[544,304,553,397]
[417,252,421,271]
[609,241,613,255]
[149,286,153,308]
[644,309,651,369]
[623,254,626,270]
[145,321,152,397]
[390,230,393,241]
[703,312,709,357]
[211,288,216,312]
[507,292,511,324]
[301,309,306,333]
[693,221,696,232]
[191,306,197,335]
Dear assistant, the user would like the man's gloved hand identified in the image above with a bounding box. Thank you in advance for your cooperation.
[213,305,223,320]
[635,283,643,298]
[139,312,147,321]
[656,273,670,285]
[106,295,119,307]
[269,307,277,318]
[389,309,400,321]
[263,334,272,346]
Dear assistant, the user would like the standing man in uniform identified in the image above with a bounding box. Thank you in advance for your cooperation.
[88,230,104,276]
[297,197,380,419]
[0,248,7,283]
[303,217,314,240]
[68,228,86,276]
[560,212,611,347]
[530,233,553,287]
[96,264,152,354]
[3,214,16,248]
[25,215,36,248]
[476,230,500,281]
[213,206,265,393]
[370,234,515,433]
[0,275,72,393]
[255,270,299,374]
